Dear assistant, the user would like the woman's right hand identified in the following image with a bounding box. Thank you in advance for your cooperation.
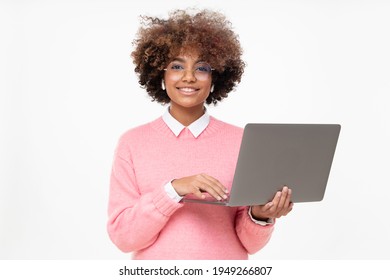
[171,173,229,201]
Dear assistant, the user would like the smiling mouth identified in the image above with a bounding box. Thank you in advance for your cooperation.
[177,87,199,95]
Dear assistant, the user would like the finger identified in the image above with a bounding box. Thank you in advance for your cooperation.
[195,182,226,201]
[286,202,294,215]
[267,187,288,217]
[275,186,289,212]
[280,202,294,217]
[283,188,292,209]
[268,191,282,213]
[191,186,206,199]
[279,188,292,216]
[260,201,274,212]
[200,174,229,194]
[197,175,228,200]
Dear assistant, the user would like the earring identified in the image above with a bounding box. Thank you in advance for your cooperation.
[161,79,165,91]
[210,84,214,93]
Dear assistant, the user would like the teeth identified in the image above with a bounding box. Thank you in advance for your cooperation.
[179,87,197,92]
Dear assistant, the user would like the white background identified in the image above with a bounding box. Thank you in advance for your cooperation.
[1,0,389,260]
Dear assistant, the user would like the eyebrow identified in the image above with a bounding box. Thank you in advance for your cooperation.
[171,57,206,64]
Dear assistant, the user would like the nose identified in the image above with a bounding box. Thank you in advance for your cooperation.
[181,68,197,82]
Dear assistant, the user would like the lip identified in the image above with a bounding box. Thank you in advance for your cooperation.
[176,87,200,96]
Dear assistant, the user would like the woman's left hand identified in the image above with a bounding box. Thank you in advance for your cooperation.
[251,186,294,221]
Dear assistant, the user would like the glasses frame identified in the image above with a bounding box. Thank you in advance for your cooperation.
[163,61,215,81]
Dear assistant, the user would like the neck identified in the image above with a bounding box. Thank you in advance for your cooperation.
[169,104,205,126]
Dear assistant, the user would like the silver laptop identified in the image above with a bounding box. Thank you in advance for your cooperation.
[183,123,341,206]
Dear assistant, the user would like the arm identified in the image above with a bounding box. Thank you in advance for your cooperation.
[235,186,293,254]
[107,151,183,253]
[235,206,275,254]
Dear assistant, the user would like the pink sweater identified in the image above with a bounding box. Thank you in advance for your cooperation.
[107,116,274,259]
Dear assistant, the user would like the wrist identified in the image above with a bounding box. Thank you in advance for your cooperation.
[171,179,186,196]
[250,207,269,222]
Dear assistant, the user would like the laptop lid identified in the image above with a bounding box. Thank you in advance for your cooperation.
[227,123,341,206]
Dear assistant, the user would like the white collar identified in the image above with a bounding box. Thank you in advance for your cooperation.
[162,107,210,138]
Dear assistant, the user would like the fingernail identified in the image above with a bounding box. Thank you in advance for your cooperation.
[222,194,228,199]
[217,196,222,201]
[224,188,229,193]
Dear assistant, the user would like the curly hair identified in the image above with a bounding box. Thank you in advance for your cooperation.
[131,9,245,105]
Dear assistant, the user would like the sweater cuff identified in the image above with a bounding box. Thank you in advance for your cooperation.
[248,206,274,226]
[152,184,183,217]
[243,207,275,235]
[164,180,183,203]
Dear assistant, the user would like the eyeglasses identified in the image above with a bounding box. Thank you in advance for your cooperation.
[164,62,214,81]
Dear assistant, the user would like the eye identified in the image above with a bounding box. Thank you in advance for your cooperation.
[195,64,212,73]
[170,63,184,71]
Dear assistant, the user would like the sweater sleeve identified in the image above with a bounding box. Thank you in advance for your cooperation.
[235,206,275,255]
[107,140,183,253]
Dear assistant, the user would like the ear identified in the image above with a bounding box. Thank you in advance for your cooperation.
[161,79,166,90]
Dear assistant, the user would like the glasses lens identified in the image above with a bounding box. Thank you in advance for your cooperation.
[194,63,212,80]
[165,62,213,80]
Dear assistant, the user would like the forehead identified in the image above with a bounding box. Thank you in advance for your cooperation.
[171,50,204,63]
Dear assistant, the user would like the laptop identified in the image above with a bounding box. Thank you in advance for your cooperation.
[183,123,341,206]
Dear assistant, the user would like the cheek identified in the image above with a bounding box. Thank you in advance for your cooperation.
[164,77,174,88]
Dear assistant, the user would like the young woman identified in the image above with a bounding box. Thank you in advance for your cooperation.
[107,9,293,260]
